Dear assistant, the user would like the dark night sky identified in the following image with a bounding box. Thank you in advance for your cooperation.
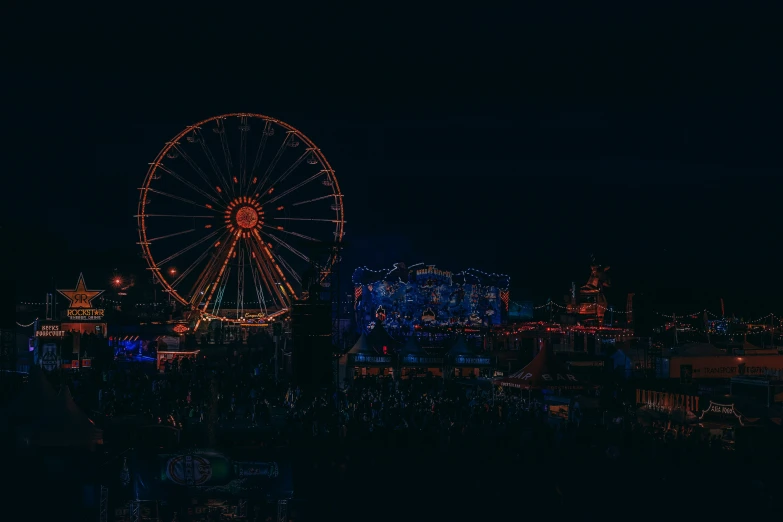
[2,6,781,317]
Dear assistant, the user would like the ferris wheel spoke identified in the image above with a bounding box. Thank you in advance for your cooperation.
[171,144,224,199]
[249,260,269,316]
[215,118,235,197]
[263,170,326,207]
[273,217,345,223]
[143,187,222,212]
[170,244,213,292]
[261,149,311,197]
[138,214,216,219]
[143,229,196,243]
[274,252,302,286]
[236,242,245,317]
[291,193,341,207]
[155,227,224,267]
[200,234,241,313]
[194,129,233,200]
[247,238,289,308]
[211,266,231,315]
[246,245,269,315]
[253,132,291,194]
[172,229,231,292]
[238,116,249,194]
[249,120,272,186]
[261,224,319,243]
[259,230,310,263]
[156,163,223,207]
[251,255,283,309]
[266,249,300,299]
[189,231,234,295]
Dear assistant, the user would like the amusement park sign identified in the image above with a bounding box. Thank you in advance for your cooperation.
[57,274,105,321]
[36,323,65,338]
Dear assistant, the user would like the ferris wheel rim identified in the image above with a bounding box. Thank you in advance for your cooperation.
[136,112,345,319]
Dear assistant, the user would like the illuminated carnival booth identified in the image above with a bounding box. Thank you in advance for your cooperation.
[33,274,108,372]
[156,333,200,373]
[495,347,586,423]
[447,334,492,378]
[634,388,700,426]
[399,335,444,378]
[366,322,402,355]
[495,347,584,396]
[341,333,393,381]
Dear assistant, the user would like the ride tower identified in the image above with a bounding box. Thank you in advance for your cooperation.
[291,266,333,391]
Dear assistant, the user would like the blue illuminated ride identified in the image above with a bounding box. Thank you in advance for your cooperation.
[352,262,510,333]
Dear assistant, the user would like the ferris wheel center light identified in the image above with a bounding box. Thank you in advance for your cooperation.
[235,205,259,229]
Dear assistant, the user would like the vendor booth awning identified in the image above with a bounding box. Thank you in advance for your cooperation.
[347,333,392,366]
[1,367,102,449]
[495,347,583,389]
[366,322,401,352]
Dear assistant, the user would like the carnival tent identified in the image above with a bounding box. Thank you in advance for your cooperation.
[3,366,58,422]
[348,333,377,355]
[495,347,583,389]
[367,322,401,352]
[29,385,103,448]
[1,367,102,449]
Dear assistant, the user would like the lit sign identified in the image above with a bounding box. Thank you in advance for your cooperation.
[57,274,105,321]
[66,308,105,320]
[707,403,736,415]
[402,355,444,365]
[517,372,578,382]
[352,354,391,364]
[36,323,65,338]
[173,324,189,334]
[454,356,492,365]
[699,401,744,426]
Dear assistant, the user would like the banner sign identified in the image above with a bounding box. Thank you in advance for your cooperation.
[350,354,392,365]
[57,274,105,321]
[453,356,492,366]
[121,449,293,501]
[670,355,783,379]
[401,355,444,366]
[36,323,65,338]
[41,343,60,372]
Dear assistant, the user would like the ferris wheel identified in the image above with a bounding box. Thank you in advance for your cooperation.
[136,113,345,328]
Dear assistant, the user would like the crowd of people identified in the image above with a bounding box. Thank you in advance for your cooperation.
[50,341,781,518]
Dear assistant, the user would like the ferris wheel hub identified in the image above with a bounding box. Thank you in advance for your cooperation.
[225,198,264,233]
[236,205,259,229]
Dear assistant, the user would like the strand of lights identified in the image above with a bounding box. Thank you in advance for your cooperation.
[354,264,511,289]
[16,320,36,327]
[16,294,781,327]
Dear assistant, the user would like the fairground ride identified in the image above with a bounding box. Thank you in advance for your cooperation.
[136,113,345,331]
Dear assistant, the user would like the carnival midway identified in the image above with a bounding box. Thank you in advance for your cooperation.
[3,113,783,521]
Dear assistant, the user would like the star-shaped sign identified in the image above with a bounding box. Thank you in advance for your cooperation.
[57,273,104,308]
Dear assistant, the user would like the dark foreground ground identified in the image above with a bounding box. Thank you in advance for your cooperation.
[10,431,782,521]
